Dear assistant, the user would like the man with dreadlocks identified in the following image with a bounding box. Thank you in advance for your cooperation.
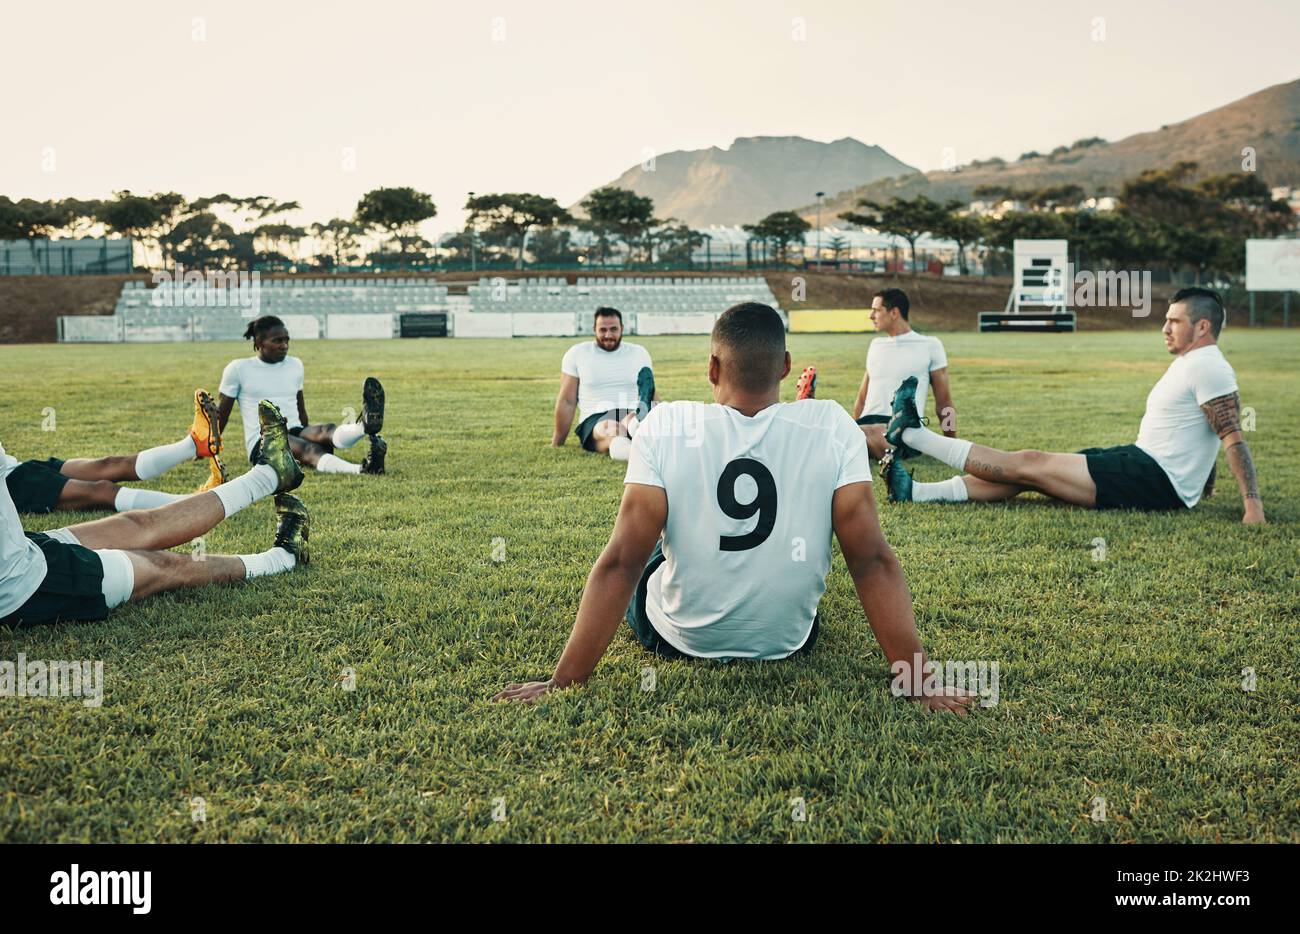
[216,315,389,476]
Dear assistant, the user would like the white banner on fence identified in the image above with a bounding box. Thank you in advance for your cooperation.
[326,314,394,339]
[512,313,577,337]
[635,312,718,335]
[1246,239,1300,291]
[59,316,122,342]
[280,314,322,339]
[453,312,512,338]
[123,323,192,343]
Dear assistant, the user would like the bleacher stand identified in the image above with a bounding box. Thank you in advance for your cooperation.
[59,275,780,342]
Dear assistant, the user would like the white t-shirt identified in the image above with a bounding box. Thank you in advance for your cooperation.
[219,356,306,455]
[0,445,21,481]
[624,399,872,660]
[560,341,653,422]
[862,330,948,417]
[1135,344,1238,508]
[0,440,47,618]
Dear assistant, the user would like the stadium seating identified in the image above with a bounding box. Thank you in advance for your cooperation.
[462,275,782,335]
[60,275,781,341]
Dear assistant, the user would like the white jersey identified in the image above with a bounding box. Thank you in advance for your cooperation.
[1135,344,1238,507]
[561,341,653,422]
[0,445,20,481]
[862,330,948,417]
[625,399,872,660]
[219,355,306,456]
[0,440,47,618]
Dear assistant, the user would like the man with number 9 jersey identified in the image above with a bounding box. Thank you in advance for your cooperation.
[494,303,977,716]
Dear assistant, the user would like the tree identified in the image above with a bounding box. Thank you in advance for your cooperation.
[355,187,437,259]
[528,227,581,265]
[253,223,306,267]
[465,193,572,269]
[55,198,103,238]
[742,211,811,267]
[96,191,163,270]
[1068,210,1148,270]
[654,222,707,266]
[309,218,362,269]
[579,187,657,265]
[931,201,984,275]
[1028,184,1085,210]
[12,199,63,273]
[161,212,239,268]
[841,195,948,272]
[827,235,849,263]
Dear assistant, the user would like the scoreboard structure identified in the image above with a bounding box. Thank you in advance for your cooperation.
[980,239,1077,332]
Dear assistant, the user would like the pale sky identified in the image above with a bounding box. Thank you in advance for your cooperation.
[5,0,1298,236]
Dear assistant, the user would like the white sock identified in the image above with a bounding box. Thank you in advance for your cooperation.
[609,436,632,461]
[331,422,366,449]
[911,475,970,503]
[113,487,190,511]
[238,546,296,579]
[316,453,362,474]
[134,435,198,479]
[900,427,973,472]
[212,464,278,517]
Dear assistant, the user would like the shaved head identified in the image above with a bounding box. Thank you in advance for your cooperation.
[711,302,788,393]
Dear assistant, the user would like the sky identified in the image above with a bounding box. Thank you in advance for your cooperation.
[5,0,1298,236]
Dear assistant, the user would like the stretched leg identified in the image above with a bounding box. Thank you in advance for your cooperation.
[62,462,281,550]
[61,434,200,483]
[902,427,1097,508]
[119,494,309,602]
[124,550,248,600]
[291,434,362,474]
[59,455,143,482]
[55,478,128,511]
[589,417,629,455]
[860,424,889,461]
[294,423,337,446]
[959,475,1026,502]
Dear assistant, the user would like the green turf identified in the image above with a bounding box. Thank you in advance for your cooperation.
[1,330,1296,843]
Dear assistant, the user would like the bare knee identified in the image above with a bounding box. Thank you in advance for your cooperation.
[118,507,167,548]
[59,479,120,510]
[298,442,326,467]
[1008,450,1049,484]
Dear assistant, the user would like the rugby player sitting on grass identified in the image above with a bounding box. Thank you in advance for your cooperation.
[217,315,387,476]
[0,401,309,629]
[4,389,229,515]
[852,288,956,461]
[879,288,1265,524]
[497,302,975,715]
[552,307,659,461]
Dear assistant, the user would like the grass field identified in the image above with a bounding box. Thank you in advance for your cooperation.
[1,330,1297,843]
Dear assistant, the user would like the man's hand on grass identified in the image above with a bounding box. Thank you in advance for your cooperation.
[1242,501,1266,525]
[911,685,980,716]
[493,679,559,703]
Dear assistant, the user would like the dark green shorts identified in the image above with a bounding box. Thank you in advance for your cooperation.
[5,458,69,514]
[1079,444,1186,512]
[575,409,634,452]
[855,414,890,426]
[0,532,109,628]
[625,542,820,659]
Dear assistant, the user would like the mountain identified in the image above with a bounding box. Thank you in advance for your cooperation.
[573,136,919,227]
[796,77,1300,221]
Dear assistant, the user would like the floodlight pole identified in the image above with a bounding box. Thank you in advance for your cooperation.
[468,191,477,272]
[815,191,825,269]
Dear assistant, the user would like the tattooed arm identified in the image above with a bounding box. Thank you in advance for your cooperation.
[1199,392,1265,525]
